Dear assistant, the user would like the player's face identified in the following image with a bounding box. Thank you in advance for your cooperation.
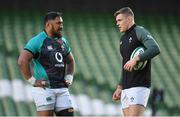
[116,14,130,32]
[50,16,63,37]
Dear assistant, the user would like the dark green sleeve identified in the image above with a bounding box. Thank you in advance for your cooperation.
[135,26,160,61]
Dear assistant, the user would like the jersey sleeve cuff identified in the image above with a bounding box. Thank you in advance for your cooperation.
[24,48,35,56]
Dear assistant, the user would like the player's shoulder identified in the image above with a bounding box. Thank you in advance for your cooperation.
[61,36,70,44]
[135,25,148,32]
[61,36,71,52]
[135,25,150,36]
[134,25,147,32]
[61,36,68,42]
[29,31,47,42]
[24,31,47,53]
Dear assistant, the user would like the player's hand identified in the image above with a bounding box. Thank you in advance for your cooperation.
[34,80,48,89]
[64,74,73,86]
[123,56,140,72]
[112,85,122,101]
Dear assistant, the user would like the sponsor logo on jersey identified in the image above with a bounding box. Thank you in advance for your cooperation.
[55,64,64,67]
[55,52,64,67]
[55,52,63,63]
[47,45,53,50]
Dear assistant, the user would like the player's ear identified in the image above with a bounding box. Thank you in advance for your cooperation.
[45,21,51,28]
[127,16,133,22]
[45,22,49,28]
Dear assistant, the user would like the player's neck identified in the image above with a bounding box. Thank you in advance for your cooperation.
[45,28,54,38]
[127,22,135,30]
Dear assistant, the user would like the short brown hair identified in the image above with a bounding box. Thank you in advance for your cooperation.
[114,7,134,17]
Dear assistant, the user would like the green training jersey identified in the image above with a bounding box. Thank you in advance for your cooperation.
[24,31,71,88]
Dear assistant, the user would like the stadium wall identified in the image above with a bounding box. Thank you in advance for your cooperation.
[0,0,179,14]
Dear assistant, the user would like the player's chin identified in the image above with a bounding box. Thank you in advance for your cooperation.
[120,29,124,33]
[57,32,62,37]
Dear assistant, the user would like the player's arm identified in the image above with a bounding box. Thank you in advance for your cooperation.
[118,68,123,87]
[18,50,46,87]
[18,50,33,80]
[66,52,75,75]
[112,68,123,101]
[63,37,75,85]
[18,36,47,87]
[112,84,122,101]
[65,52,75,85]
[136,26,160,61]
[124,26,160,71]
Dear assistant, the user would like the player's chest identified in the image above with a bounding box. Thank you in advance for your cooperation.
[41,38,67,56]
[120,33,141,56]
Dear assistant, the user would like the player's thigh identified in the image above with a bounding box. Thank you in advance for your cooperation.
[121,90,130,116]
[128,104,145,116]
[122,107,129,117]
[121,89,129,109]
[37,110,54,116]
[31,87,55,111]
[128,87,150,107]
[55,88,73,112]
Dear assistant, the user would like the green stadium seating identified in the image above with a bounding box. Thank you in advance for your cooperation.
[27,102,37,116]
[6,56,22,79]
[0,53,10,79]
[15,102,30,116]
[0,99,5,116]
[2,15,18,55]
[2,97,17,116]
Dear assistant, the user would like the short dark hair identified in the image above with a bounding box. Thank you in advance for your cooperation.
[114,7,134,17]
[44,11,62,25]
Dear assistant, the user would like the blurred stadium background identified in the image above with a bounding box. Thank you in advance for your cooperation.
[0,0,180,116]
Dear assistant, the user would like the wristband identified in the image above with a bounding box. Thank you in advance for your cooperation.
[27,76,36,85]
[65,74,73,85]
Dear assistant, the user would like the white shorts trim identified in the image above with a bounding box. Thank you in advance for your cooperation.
[121,87,150,109]
[31,87,73,112]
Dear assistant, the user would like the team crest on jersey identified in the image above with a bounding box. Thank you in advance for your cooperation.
[57,39,63,44]
[61,45,65,50]
[56,39,65,51]
[130,97,134,102]
[47,45,53,50]
[129,37,132,43]
[46,97,52,102]
[120,41,122,45]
